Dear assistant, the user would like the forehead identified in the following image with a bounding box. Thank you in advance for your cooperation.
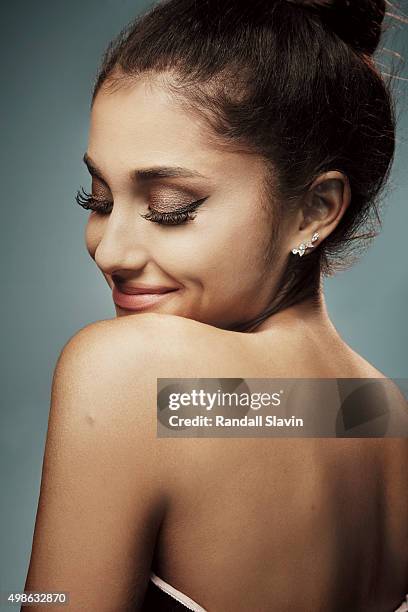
[90,77,208,155]
[88,76,267,183]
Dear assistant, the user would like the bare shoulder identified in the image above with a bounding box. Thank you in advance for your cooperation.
[50,315,192,444]
[27,315,182,609]
[53,313,229,411]
[56,313,209,371]
[61,313,240,375]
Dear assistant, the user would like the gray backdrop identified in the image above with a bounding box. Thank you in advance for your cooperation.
[1,0,407,603]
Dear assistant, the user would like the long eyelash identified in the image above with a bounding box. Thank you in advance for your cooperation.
[75,187,112,214]
[140,209,196,225]
[75,186,206,225]
[140,198,206,226]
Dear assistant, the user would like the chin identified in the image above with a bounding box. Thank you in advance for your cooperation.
[115,306,139,317]
[114,305,165,318]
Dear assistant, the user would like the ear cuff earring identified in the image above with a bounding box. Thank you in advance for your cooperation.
[292,231,319,257]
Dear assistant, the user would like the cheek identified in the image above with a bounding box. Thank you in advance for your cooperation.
[165,208,273,289]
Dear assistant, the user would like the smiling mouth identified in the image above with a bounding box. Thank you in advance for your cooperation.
[112,286,179,311]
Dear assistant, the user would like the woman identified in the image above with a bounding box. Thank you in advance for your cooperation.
[23,0,408,610]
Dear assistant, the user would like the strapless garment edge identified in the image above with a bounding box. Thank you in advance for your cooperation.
[150,571,207,611]
[150,572,408,612]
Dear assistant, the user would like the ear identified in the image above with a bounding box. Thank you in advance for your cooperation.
[290,171,351,251]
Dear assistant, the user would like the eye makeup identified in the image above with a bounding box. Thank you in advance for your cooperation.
[78,153,211,225]
[74,187,208,226]
[75,187,113,215]
[140,198,207,225]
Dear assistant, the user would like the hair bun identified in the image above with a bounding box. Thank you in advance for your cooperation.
[285,0,386,56]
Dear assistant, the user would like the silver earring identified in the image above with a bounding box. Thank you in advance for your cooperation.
[292,231,319,257]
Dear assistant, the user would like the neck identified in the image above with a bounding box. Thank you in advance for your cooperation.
[250,290,337,336]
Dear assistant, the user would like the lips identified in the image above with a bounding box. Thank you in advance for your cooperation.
[112,284,179,311]
[118,284,178,295]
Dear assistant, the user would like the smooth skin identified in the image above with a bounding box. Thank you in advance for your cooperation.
[23,75,408,611]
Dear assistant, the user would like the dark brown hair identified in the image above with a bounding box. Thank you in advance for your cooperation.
[90,0,404,332]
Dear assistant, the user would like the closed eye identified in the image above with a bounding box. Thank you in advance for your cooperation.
[140,198,207,225]
[75,188,207,226]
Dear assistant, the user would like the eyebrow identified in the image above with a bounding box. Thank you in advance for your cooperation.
[82,153,209,182]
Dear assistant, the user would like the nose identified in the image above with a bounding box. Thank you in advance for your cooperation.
[93,208,150,277]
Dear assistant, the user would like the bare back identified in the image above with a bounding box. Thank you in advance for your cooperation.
[146,318,408,611]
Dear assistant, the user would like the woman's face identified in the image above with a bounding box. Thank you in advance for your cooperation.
[84,76,290,329]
